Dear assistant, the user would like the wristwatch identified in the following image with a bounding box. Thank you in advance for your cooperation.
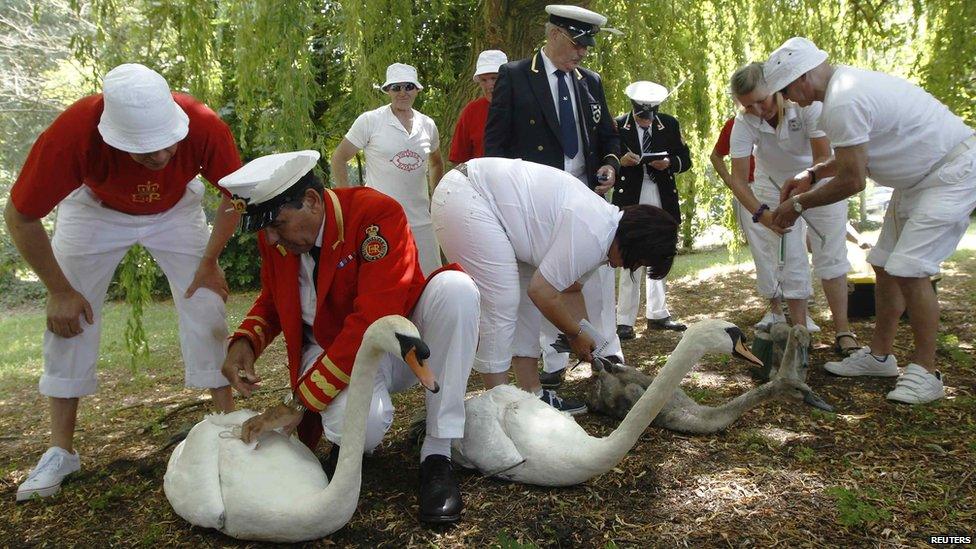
[792,196,804,214]
[282,391,307,414]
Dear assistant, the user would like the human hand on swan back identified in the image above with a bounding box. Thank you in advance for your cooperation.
[239,323,439,445]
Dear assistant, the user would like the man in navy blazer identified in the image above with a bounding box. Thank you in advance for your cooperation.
[482,4,623,412]
[484,5,621,191]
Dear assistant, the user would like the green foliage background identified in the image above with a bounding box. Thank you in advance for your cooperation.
[1,0,974,349]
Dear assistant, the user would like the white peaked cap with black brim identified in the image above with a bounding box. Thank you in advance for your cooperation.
[625,81,669,106]
[219,150,320,233]
[545,4,622,47]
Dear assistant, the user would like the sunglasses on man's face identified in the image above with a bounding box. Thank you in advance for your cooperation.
[388,83,417,93]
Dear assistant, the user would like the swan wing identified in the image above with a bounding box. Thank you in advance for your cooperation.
[219,431,329,541]
[454,389,524,475]
[164,412,256,529]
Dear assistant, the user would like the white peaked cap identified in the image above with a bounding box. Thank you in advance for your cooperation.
[625,81,668,106]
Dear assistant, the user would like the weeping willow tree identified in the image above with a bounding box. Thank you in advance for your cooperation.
[60,0,974,357]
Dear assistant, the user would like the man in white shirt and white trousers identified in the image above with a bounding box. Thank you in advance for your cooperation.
[767,37,976,404]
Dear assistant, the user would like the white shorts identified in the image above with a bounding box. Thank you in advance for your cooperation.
[867,145,976,278]
[40,180,229,398]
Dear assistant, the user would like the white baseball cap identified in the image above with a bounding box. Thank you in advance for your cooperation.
[473,50,508,80]
[379,63,424,91]
[219,150,320,232]
[625,81,668,106]
[763,37,829,93]
[97,63,190,154]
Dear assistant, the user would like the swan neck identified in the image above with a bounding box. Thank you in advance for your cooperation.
[307,343,386,507]
[601,339,706,454]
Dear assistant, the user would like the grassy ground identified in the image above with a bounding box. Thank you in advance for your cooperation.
[1,233,974,547]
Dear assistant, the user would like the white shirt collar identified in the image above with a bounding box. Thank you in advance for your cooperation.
[540,48,560,76]
[314,213,325,248]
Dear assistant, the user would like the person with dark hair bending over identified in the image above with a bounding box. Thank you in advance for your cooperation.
[431,157,678,415]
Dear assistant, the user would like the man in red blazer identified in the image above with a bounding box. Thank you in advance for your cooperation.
[218,151,479,524]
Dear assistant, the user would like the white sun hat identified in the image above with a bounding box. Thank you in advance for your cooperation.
[473,50,508,80]
[378,63,424,91]
[625,81,668,106]
[97,63,190,154]
[763,37,829,93]
[218,150,320,232]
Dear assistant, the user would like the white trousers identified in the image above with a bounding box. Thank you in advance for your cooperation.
[432,172,538,373]
[307,271,479,453]
[867,144,976,278]
[616,177,670,325]
[746,176,813,299]
[40,180,228,398]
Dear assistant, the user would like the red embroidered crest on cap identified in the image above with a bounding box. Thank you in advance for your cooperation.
[360,224,389,261]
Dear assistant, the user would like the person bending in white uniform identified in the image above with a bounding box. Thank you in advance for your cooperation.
[768,37,976,404]
[431,157,679,415]
[331,62,444,276]
[728,62,858,355]
[7,64,241,501]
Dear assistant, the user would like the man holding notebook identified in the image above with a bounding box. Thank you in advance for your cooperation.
[612,81,692,338]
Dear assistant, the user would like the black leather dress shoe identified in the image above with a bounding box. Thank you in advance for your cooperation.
[419,455,462,524]
[616,324,636,340]
[648,317,687,332]
[539,368,565,389]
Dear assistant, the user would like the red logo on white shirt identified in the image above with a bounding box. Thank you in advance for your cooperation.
[390,150,423,171]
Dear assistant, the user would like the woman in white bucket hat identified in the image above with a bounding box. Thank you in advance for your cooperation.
[725,61,858,356]
[7,63,243,502]
[331,63,444,276]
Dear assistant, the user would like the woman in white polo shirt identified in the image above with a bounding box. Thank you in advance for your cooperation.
[727,62,858,355]
[431,157,678,415]
[331,63,444,275]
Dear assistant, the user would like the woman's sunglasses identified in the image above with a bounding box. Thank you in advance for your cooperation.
[387,83,417,92]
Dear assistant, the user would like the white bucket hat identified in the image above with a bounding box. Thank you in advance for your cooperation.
[97,63,189,154]
[378,63,424,91]
[763,37,829,93]
[473,50,508,80]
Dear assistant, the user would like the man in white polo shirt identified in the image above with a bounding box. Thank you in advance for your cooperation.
[767,37,976,404]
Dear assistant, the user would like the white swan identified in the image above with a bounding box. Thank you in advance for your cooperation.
[163,315,437,542]
[450,319,763,486]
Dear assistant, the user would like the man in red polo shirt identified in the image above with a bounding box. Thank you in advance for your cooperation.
[6,63,242,501]
[448,49,507,164]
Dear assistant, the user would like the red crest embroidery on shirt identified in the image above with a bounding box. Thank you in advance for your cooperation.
[360,224,389,261]
[132,182,161,203]
[390,150,423,172]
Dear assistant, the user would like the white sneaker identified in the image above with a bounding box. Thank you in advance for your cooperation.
[805,316,821,333]
[886,364,945,404]
[754,312,787,331]
[824,347,899,377]
[16,447,80,502]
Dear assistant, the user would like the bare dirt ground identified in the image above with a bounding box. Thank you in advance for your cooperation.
[1,251,973,547]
